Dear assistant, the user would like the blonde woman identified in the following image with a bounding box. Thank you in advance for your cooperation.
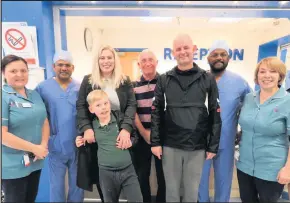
[76,45,137,201]
[236,57,290,202]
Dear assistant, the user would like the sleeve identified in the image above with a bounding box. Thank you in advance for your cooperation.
[120,77,137,134]
[287,111,290,137]
[207,74,222,153]
[76,75,93,134]
[238,81,252,115]
[2,97,9,127]
[150,75,165,147]
[241,81,252,103]
[35,84,41,95]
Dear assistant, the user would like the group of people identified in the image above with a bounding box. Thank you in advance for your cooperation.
[2,33,290,203]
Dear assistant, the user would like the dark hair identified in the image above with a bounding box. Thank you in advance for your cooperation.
[1,55,28,73]
[1,55,28,83]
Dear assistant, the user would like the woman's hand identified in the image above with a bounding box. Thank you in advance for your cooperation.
[76,136,85,147]
[116,129,131,150]
[32,144,48,160]
[84,129,95,144]
[277,166,290,184]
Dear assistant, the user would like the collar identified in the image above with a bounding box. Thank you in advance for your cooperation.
[140,73,159,83]
[52,77,79,88]
[2,84,33,101]
[168,62,203,77]
[94,112,117,128]
[253,87,288,105]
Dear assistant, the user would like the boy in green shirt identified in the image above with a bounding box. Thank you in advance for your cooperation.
[76,90,142,202]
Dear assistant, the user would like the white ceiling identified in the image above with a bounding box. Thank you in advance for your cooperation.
[72,16,289,32]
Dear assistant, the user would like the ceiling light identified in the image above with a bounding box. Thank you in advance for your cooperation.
[139,17,173,23]
[138,1,144,4]
[208,18,243,23]
[185,1,191,4]
[233,1,239,4]
[90,1,96,3]
[279,1,289,5]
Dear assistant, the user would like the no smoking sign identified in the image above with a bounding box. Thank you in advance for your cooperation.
[5,28,27,51]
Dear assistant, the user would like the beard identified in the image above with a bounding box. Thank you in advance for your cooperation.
[209,60,228,74]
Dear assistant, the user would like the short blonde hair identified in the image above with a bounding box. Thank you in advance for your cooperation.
[86,90,108,106]
[89,45,127,89]
[254,57,287,85]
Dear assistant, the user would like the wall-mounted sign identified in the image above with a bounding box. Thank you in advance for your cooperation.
[2,25,39,68]
[2,22,28,26]
[164,47,244,61]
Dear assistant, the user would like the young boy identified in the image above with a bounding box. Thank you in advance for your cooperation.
[75,90,142,202]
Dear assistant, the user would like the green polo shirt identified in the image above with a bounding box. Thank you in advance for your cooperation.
[2,84,47,179]
[92,113,132,170]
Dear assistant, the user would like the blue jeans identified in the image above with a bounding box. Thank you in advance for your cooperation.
[99,164,143,202]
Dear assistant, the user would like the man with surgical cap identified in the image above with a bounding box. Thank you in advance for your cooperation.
[198,40,252,202]
[36,50,84,202]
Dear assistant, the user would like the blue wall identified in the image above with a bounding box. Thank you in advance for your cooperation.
[2,1,55,202]
[255,35,290,91]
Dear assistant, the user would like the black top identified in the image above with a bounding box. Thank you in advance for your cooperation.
[150,62,222,153]
[76,74,137,134]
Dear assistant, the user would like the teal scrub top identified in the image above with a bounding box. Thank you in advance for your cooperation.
[237,87,290,182]
[1,84,47,179]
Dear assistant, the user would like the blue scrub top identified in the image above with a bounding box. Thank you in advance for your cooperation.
[2,84,47,179]
[286,70,290,91]
[217,70,252,149]
[237,87,290,181]
[36,78,80,155]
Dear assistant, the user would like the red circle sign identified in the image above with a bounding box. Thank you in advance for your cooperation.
[5,28,27,51]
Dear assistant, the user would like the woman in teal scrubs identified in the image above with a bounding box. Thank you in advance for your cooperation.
[1,55,50,203]
[237,57,290,203]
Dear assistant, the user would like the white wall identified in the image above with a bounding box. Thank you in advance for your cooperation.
[65,16,290,89]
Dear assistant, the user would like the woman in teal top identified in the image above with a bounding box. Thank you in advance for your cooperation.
[237,57,290,203]
[1,55,50,203]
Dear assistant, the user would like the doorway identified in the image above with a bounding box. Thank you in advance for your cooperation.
[118,51,141,81]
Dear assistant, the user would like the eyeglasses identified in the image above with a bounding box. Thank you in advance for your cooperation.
[209,53,229,59]
[55,63,72,68]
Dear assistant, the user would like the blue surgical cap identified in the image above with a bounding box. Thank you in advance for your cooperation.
[209,40,230,55]
[53,50,73,64]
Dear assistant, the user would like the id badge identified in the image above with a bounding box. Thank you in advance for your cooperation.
[22,103,32,108]
[234,146,240,161]
[23,154,30,167]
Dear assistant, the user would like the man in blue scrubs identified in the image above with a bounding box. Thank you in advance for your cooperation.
[286,70,290,93]
[198,40,251,202]
[36,51,84,202]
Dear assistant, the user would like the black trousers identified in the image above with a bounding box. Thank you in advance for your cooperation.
[133,139,166,203]
[237,169,284,203]
[2,170,41,203]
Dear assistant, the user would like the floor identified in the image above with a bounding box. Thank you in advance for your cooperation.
[83,157,290,202]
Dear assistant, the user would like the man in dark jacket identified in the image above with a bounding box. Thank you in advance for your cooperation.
[150,34,222,202]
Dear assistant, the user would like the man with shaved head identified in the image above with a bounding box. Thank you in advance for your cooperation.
[132,49,166,203]
[198,40,251,202]
[150,34,222,202]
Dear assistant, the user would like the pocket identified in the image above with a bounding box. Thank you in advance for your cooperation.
[68,90,78,115]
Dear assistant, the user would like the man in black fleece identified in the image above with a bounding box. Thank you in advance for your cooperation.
[150,33,222,202]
